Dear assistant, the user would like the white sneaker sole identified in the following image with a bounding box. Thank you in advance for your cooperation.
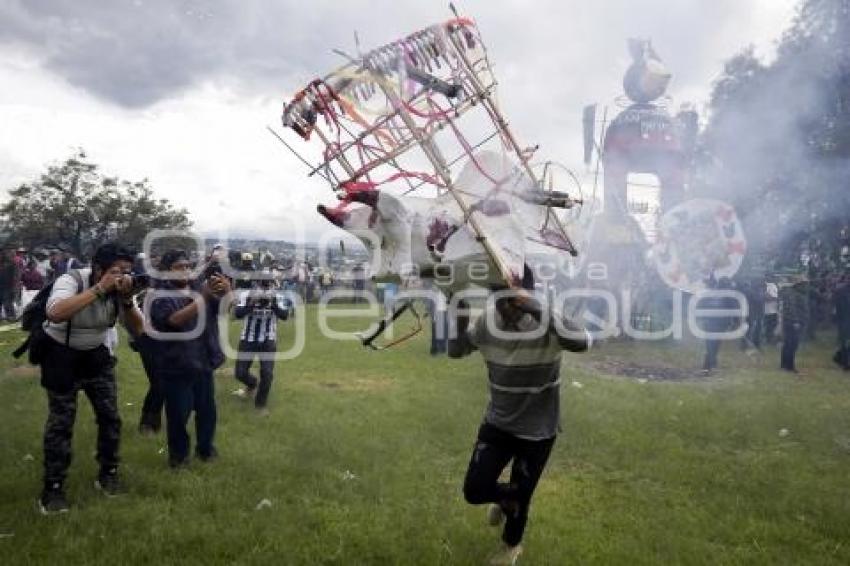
[37,498,69,516]
[93,480,121,498]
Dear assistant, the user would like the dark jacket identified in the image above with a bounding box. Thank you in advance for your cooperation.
[697,288,739,333]
[0,256,17,288]
[149,282,225,375]
[21,268,45,291]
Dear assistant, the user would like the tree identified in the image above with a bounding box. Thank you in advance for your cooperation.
[0,149,191,258]
[696,0,850,272]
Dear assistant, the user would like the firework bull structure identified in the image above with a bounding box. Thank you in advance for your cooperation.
[276,9,584,348]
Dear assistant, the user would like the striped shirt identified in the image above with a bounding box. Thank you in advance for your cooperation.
[452,306,590,441]
[234,289,289,343]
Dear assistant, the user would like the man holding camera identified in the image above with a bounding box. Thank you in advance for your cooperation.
[149,250,230,468]
[38,243,144,514]
[232,278,290,414]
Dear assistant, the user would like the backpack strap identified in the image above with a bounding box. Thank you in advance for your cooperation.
[65,269,84,347]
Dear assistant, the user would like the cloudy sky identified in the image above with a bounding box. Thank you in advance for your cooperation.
[0,0,798,242]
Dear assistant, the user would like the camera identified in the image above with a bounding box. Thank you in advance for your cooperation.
[130,273,150,289]
[250,290,276,308]
[203,262,224,281]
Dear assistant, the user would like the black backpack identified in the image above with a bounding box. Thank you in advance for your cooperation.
[12,270,83,365]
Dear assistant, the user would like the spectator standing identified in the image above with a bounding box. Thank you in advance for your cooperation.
[744,278,766,351]
[320,270,334,297]
[0,249,19,321]
[764,278,780,344]
[833,275,850,370]
[13,248,26,305]
[232,279,290,414]
[700,277,737,374]
[149,249,230,468]
[425,283,448,355]
[780,275,810,373]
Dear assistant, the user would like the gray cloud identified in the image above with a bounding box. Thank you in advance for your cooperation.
[0,0,787,112]
[0,0,795,239]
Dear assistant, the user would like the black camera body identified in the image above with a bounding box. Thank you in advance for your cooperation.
[202,260,225,282]
[250,290,276,309]
[130,273,150,289]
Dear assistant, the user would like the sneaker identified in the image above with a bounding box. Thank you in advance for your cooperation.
[489,543,523,565]
[38,484,69,515]
[487,503,505,527]
[256,406,270,418]
[232,387,257,401]
[94,468,124,497]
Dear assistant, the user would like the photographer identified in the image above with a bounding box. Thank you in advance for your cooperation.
[149,249,230,468]
[232,277,290,414]
[38,243,143,514]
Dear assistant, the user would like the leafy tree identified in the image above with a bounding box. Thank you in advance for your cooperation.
[0,150,191,258]
[697,0,850,272]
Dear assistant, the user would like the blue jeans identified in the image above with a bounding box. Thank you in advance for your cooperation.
[161,369,216,464]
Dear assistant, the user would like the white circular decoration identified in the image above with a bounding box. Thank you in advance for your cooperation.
[652,199,746,293]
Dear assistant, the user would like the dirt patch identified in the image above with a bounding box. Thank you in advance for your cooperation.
[5,365,38,378]
[584,358,706,382]
[314,377,394,393]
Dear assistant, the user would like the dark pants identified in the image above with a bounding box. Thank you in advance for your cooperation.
[41,343,120,486]
[703,340,721,370]
[137,336,164,430]
[462,423,555,547]
[835,324,850,370]
[162,370,216,464]
[764,314,778,344]
[745,314,763,349]
[235,340,277,407]
[0,288,15,320]
[781,321,802,371]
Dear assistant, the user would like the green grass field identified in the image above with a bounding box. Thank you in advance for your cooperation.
[1,307,849,565]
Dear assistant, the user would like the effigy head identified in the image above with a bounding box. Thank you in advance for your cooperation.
[623,38,671,104]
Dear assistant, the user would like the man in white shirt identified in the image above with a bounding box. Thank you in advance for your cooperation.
[764,279,779,344]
